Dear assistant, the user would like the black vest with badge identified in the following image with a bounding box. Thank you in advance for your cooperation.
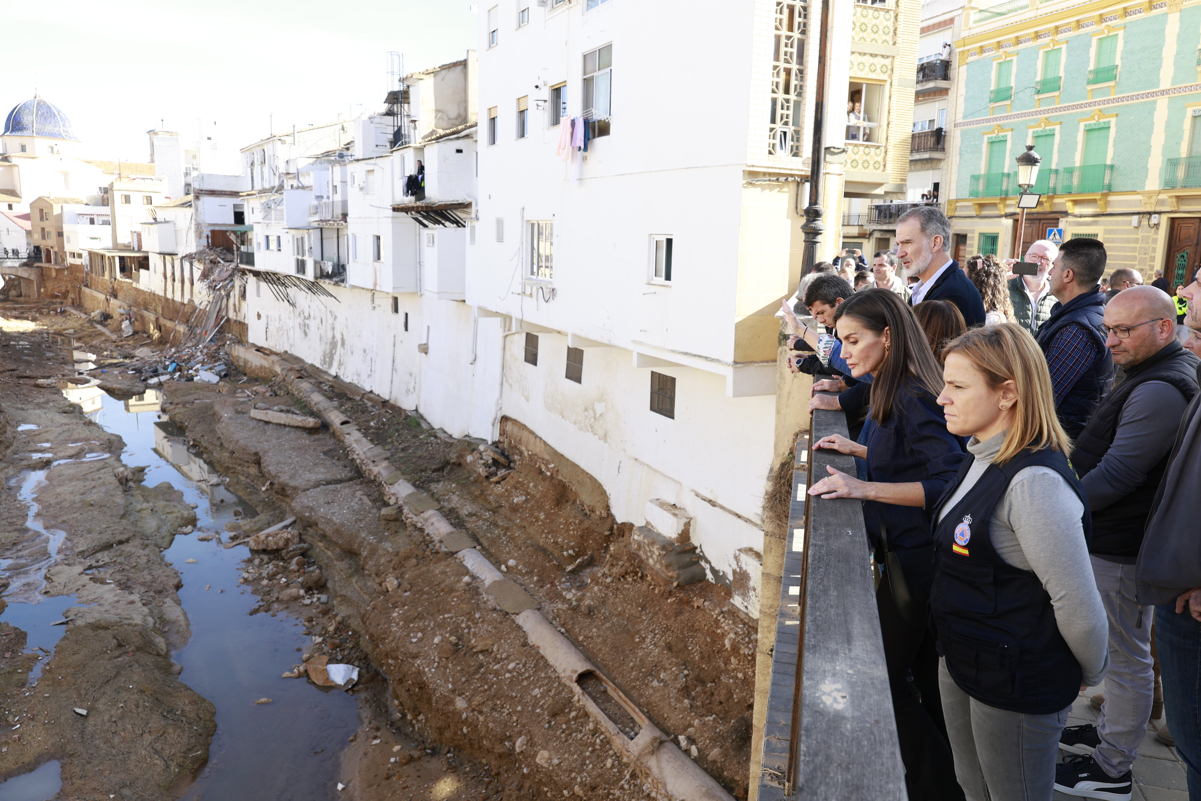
[931,447,1092,715]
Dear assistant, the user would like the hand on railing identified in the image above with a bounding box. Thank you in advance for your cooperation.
[809,394,842,412]
[812,377,847,394]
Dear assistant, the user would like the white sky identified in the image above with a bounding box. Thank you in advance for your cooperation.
[5,0,477,164]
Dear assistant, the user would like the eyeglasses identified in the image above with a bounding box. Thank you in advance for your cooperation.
[1101,318,1166,339]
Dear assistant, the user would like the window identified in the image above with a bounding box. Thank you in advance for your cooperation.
[373,234,382,261]
[1072,232,1100,239]
[40,227,47,240]
[488,6,498,47]
[426,232,436,247]
[566,347,584,383]
[19,144,25,153]
[488,107,498,145]
[1089,35,1119,85]
[143,196,153,205]
[518,6,529,26]
[549,83,567,126]
[978,233,999,256]
[583,44,612,137]
[529,221,553,280]
[650,372,676,419]
[650,235,673,282]
[847,82,885,143]
[404,312,409,331]
[1037,48,1063,95]
[516,97,529,139]
[392,297,399,314]
[38,208,46,222]
[496,218,504,242]
[275,235,282,251]
[121,194,131,204]
[991,59,1014,104]
[585,0,610,7]
[524,333,539,365]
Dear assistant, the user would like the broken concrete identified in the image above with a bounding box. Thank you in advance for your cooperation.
[631,526,707,587]
[249,407,322,429]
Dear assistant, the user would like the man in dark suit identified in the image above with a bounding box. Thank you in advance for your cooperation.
[897,206,986,326]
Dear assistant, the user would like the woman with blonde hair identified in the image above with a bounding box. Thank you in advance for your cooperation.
[967,255,1016,326]
[807,289,967,801]
[932,323,1108,800]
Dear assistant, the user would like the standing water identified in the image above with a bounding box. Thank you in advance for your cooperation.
[64,389,360,800]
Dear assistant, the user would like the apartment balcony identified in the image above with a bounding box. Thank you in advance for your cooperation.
[989,86,1013,104]
[1016,167,1058,196]
[314,259,347,283]
[915,59,951,93]
[1059,164,1113,194]
[910,129,945,159]
[842,212,868,227]
[238,250,255,267]
[972,0,1029,24]
[868,201,939,228]
[968,172,1012,198]
[1163,156,1201,189]
[309,198,348,226]
[1087,65,1118,85]
[1035,76,1062,95]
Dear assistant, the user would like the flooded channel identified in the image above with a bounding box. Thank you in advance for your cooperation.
[3,384,362,800]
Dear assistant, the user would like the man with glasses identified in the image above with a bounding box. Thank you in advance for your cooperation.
[1056,286,1200,801]
[1006,239,1058,333]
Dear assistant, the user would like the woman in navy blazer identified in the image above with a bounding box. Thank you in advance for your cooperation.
[809,289,967,801]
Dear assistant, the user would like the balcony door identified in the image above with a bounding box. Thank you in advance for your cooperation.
[1164,217,1201,295]
[984,139,1008,196]
[1079,126,1111,193]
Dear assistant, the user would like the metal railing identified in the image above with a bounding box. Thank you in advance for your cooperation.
[1059,164,1114,194]
[238,250,255,267]
[989,86,1013,103]
[1163,156,1201,189]
[910,129,945,155]
[755,408,904,800]
[1016,167,1059,195]
[916,59,951,84]
[969,172,1013,197]
[842,212,867,227]
[869,201,939,227]
[974,0,1029,22]
[315,260,347,281]
[309,199,348,222]
[1035,75,1062,94]
[1088,65,1118,84]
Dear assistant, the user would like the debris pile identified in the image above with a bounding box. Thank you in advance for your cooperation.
[468,443,514,484]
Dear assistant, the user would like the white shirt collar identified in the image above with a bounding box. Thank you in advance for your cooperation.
[910,258,954,305]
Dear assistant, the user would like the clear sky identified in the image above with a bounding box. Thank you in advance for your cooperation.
[5,0,477,164]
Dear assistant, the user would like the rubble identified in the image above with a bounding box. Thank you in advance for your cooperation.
[247,529,300,551]
[249,407,321,429]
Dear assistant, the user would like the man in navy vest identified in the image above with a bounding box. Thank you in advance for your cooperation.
[1055,287,1199,800]
[1036,238,1113,440]
[897,206,986,327]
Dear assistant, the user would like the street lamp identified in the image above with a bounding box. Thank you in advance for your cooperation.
[1014,144,1042,262]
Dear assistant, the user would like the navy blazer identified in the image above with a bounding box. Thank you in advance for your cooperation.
[861,381,967,550]
[912,260,987,327]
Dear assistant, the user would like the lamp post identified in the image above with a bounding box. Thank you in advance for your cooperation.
[800,0,835,277]
[1013,144,1042,259]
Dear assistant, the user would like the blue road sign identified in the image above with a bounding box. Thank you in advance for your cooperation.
[1047,228,1064,244]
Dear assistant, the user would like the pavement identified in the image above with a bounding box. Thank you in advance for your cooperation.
[1053,687,1189,801]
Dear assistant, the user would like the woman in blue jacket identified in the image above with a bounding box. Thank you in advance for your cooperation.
[808,289,967,801]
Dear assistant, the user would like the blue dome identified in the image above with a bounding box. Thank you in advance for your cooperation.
[3,95,77,141]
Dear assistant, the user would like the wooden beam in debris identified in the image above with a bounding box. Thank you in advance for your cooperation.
[240,268,340,307]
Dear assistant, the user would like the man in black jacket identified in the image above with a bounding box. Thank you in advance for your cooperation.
[897,206,986,326]
[1008,239,1058,333]
[1036,238,1113,439]
[1055,287,1199,799]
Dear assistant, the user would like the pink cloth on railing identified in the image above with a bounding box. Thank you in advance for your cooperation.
[571,118,585,150]
[556,116,573,160]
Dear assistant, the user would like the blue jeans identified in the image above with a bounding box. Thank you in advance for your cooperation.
[1156,603,1201,799]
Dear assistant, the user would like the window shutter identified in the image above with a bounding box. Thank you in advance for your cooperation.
[987,138,1009,174]
[1096,36,1118,68]
[995,59,1013,87]
[1042,48,1061,78]
[1082,126,1110,165]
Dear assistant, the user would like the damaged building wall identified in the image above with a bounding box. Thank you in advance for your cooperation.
[495,331,771,605]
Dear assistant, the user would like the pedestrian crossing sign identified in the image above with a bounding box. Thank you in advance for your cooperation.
[1047,228,1064,244]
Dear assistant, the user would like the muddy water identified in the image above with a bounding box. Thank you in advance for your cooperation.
[63,390,361,800]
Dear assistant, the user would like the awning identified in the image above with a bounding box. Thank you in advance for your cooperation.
[390,201,470,229]
[240,267,340,307]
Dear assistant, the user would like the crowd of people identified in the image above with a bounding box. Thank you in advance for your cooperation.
[782,206,1201,801]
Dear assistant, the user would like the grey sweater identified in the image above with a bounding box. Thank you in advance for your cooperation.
[937,432,1110,686]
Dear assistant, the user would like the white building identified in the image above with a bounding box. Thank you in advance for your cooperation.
[62,204,111,265]
[905,0,965,207]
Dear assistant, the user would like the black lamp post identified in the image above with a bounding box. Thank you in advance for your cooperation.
[1014,144,1042,258]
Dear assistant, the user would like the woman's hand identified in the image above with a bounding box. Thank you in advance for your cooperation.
[812,378,847,395]
[813,434,866,459]
[808,465,872,500]
[808,394,841,412]
[787,334,802,350]
[1175,588,1201,622]
[780,300,804,336]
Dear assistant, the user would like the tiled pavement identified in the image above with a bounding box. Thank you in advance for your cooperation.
[1052,687,1190,801]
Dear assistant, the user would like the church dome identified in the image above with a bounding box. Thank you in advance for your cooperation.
[3,95,77,141]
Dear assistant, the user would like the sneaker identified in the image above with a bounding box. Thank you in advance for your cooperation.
[1156,723,1175,747]
[1060,724,1102,755]
[1054,754,1132,801]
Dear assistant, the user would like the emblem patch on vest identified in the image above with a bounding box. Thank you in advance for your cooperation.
[952,514,972,556]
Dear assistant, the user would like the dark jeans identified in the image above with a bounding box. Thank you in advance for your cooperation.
[878,545,966,801]
[1156,603,1201,800]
